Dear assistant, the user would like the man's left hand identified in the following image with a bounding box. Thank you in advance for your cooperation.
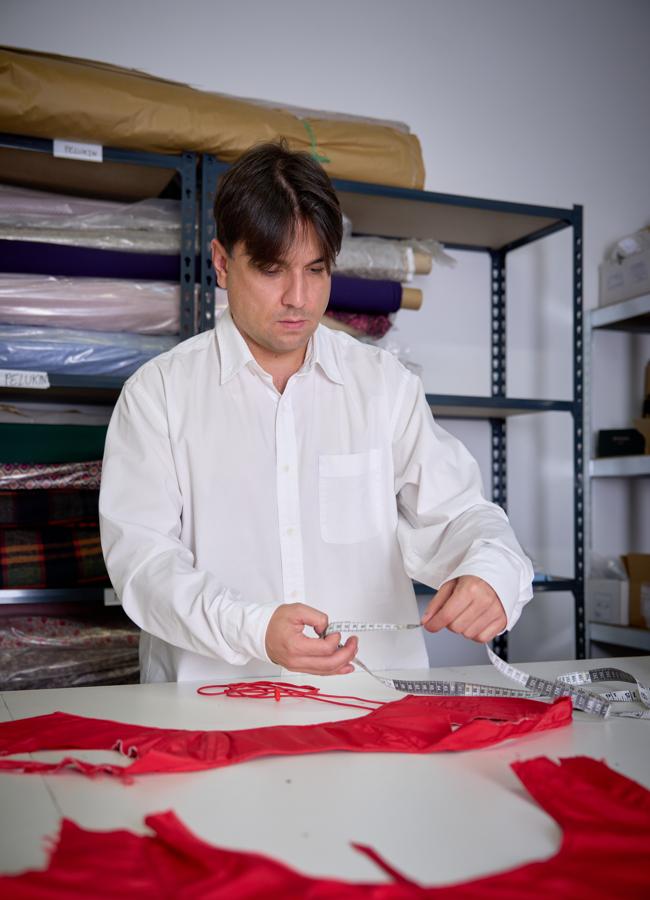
[421,575,506,643]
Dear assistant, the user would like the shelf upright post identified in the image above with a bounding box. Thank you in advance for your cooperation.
[178,152,198,340]
[573,205,586,658]
[200,154,219,333]
[490,249,508,660]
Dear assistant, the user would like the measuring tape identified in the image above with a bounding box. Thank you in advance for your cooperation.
[322,622,650,720]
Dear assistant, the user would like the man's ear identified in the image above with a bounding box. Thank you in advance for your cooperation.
[211,239,229,289]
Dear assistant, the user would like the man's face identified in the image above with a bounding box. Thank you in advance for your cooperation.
[211,223,331,360]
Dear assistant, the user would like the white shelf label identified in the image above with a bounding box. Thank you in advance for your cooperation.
[53,139,103,163]
[103,588,120,606]
[0,369,50,389]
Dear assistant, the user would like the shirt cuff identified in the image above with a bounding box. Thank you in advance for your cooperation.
[442,553,533,632]
[212,593,282,665]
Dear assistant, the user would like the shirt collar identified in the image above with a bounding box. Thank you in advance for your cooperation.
[215,307,344,386]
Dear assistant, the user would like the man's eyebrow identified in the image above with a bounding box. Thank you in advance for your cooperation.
[306,257,325,267]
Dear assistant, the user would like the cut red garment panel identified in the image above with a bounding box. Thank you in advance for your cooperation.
[1,757,649,898]
[0,694,571,780]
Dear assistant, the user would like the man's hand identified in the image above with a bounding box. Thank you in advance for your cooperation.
[265,603,358,675]
[421,576,506,643]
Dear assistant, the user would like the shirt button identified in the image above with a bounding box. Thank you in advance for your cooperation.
[282,465,290,473]
[290,591,299,599]
[286,527,295,537]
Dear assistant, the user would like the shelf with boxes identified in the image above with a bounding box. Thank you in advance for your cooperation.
[200,157,585,660]
[586,276,650,653]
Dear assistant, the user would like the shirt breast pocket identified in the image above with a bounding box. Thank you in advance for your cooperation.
[319,449,383,544]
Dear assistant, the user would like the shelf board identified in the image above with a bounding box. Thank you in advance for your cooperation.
[531,577,577,593]
[426,394,574,419]
[414,577,576,596]
[590,456,650,478]
[589,623,650,652]
[590,293,650,332]
[0,587,110,606]
[0,373,124,405]
[331,178,575,251]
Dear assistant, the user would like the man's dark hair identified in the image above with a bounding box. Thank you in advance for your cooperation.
[213,141,343,272]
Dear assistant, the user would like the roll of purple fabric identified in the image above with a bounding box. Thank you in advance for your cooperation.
[328,275,401,315]
[0,239,195,280]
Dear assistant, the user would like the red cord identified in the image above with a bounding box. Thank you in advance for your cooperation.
[197,680,385,711]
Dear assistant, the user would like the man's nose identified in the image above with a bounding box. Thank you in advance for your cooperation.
[282,272,307,308]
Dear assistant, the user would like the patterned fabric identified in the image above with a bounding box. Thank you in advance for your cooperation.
[0,461,102,490]
[0,525,109,588]
[0,490,99,526]
[0,613,139,691]
[325,309,393,338]
[1,757,649,897]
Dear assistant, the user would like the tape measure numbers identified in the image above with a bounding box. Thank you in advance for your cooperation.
[321,621,650,720]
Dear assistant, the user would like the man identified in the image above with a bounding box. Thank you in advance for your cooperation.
[99,142,533,683]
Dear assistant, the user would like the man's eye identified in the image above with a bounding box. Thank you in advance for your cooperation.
[310,267,326,275]
[261,268,281,276]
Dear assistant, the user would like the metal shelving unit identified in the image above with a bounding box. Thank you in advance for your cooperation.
[0,134,198,610]
[587,294,650,654]
[200,157,585,660]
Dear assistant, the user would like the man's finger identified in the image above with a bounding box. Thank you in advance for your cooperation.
[289,603,329,635]
[421,579,457,625]
[291,637,358,674]
[291,632,342,657]
[423,589,472,633]
[455,608,501,641]
[476,618,507,644]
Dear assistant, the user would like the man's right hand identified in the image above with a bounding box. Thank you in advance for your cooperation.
[265,603,358,675]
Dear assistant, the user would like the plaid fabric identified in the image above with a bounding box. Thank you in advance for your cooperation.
[0,525,109,588]
[0,490,99,527]
[0,460,102,490]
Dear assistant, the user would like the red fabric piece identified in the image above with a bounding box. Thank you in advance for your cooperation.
[0,695,571,781]
[1,756,649,897]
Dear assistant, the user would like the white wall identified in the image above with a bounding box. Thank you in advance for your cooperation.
[4,0,649,662]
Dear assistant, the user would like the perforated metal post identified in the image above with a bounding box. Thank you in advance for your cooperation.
[573,206,586,658]
[178,152,197,340]
[200,155,219,333]
[490,250,508,660]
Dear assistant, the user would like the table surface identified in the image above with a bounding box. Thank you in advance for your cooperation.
[1,655,649,887]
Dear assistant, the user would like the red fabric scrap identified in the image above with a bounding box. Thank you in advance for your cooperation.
[0,694,571,780]
[1,756,649,897]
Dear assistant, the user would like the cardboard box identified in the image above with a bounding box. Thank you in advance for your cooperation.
[587,579,629,625]
[633,418,650,454]
[623,554,650,629]
[599,248,650,306]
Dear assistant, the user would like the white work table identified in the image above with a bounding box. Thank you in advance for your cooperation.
[1,656,649,887]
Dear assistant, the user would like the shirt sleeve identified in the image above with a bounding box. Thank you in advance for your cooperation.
[99,368,279,666]
[391,369,534,631]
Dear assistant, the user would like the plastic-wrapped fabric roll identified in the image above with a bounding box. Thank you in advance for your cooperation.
[328,275,402,315]
[0,461,102,490]
[0,325,177,377]
[0,274,181,334]
[0,47,425,190]
[0,612,140,691]
[0,524,108,588]
[0,239,184,279]
[335,238,415,282]
[0,489,99,526]
[0,184,181,249]
[0,423,107,463]
[0,401,112,427]
[0,225,182,254]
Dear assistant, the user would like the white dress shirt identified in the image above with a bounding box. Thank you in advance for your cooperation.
[99,308,533,683]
